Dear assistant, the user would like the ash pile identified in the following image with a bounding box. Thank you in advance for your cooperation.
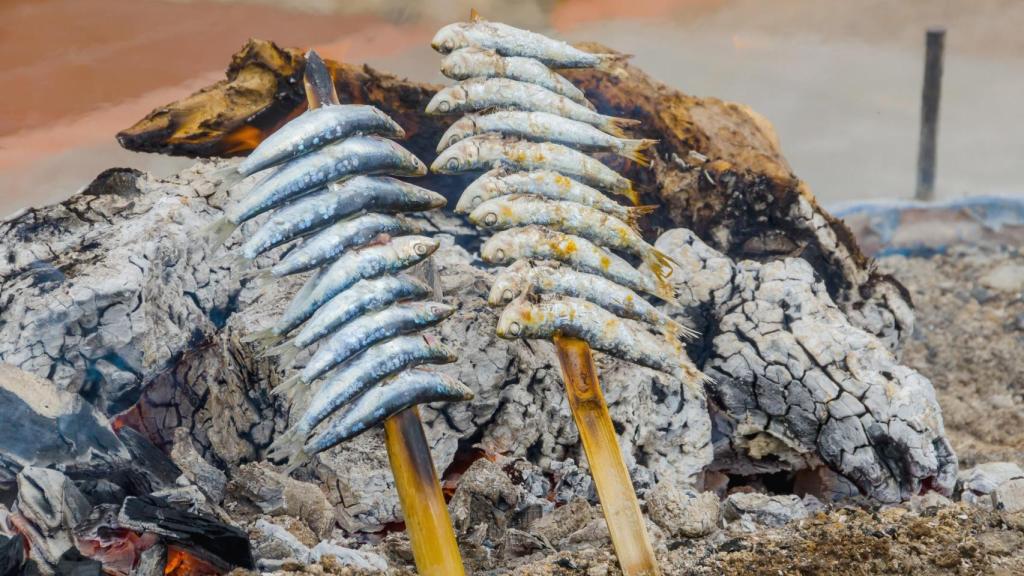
[3,13,1024,576]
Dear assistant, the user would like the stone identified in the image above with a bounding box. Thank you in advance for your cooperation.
[993,479,1024,514]
[170,428,227,505]
[251,518,311,565]
[449,459,522,542]
[980,262,1024,293]
[959,462,1024,506]
[645,482,721,538]
[722,493,809,528]
[309,541,388,571]
[225,462,335,539]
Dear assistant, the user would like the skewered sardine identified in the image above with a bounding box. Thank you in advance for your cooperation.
[241,176,444,260]
[438,112,655,165]
[440,47,590,107]
[431,135,638,204]
[489,260,695,339]
[425,78,637,137]
[271,213,417,277]
[496,296,704,389]
[431,11,627,70]
[481,226,675,303]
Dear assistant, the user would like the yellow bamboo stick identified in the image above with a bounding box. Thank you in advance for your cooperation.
[553,335,661,576]
[302,50,465,576]
[384,407,466,576]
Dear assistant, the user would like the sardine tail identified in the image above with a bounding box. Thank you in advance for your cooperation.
[660,319,700,342]
[265,426,307,467]
[283,448,313,475]
[261,340,297,360]
[272,373,304,399]
[619,138,658,167]
[625,204,658,232]
[242,328,283,347]
[208,163,245,188]
[600,116,642,138]
[595,52,632,73]
[618,181,641,206]
[202,217,238,246]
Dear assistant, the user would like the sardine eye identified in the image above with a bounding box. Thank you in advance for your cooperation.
[430,305,445,315]
[502,289,515,302]
[471,195,483,206]
[414,242,430,255]
[438,100,451,113]
[443,39,454,51]
[493,248,505,261]
[483,212,498,226]
[507,321,521,336]
[445,157,460,171]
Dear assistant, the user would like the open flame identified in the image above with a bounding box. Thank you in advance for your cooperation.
[164,546,220,576]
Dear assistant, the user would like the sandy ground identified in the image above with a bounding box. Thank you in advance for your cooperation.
[1,0,1022,218]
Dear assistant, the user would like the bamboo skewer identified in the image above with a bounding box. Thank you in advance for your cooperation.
[302,51,466,576]
[384,407,466,576]
[554,335,661,576]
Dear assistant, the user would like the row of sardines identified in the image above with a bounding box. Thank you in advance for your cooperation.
[427,12,706,391]
[209,53,472,469]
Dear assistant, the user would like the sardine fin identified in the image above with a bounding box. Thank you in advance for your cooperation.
[626,204,658,232]
[618,181,641,206]
[619,138,658,167]
[660,318,700,342]
[470,8,482,22]
[202,217,238,246]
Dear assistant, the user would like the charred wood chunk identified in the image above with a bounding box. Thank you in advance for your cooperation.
[658,229,957,503]
[119,495,254,570]
[0,534,26,576]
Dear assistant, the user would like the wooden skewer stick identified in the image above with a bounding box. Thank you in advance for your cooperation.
[553,335,661,576]
[385,407,465,576]
[302,49,465,576]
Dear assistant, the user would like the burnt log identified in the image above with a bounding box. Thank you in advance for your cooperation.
[117,38,913,352]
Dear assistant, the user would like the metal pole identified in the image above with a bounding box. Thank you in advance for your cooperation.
[915,27,945,200]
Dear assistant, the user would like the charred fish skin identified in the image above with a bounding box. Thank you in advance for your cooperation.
[431,15,624,69]
[292,275,431,350]
[480,226,673,302]
[496,296,704,388]
[437,112,655,165]
[272,213,417,277]
[237,105,406,177]
[241,176,444,260]
[290,335,457,441]
[226,136,428,225]
[301,301,456,384]
[439,47,591,108]
[278,235,440,336]
[489,261,696,339]
[456,168,643,223]
[305,369,472,453]
[424,78,638,137]
[431,135,637,204]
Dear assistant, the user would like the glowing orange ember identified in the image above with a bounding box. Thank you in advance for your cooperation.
[164,546,220,576]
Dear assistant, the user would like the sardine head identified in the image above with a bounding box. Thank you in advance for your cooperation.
[495,299,534,339]
[425,84,467,115]
[431,24,469,54]
[436,115,477,153]
[488,265,528,306]
[480,231,516,264]
[425,302,457,321]
[467,197,507,229]
[390,140,428,176]
[373,107,406,139]
[455,168,501,213]
[395,235,440,263]
[430,138,479,174]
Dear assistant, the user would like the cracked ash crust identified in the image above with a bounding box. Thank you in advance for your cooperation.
[657,228,957,502]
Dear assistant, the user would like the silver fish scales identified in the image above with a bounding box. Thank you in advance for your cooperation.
[439,47,591,108]
[271,213,417,277]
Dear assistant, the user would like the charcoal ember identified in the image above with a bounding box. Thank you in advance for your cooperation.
[132,544,165,576]
[73,504,159,576]
[118,495,253,570]
[53,549,101,576]
[0,534,26,576]
[0,365,130,486]
[10,467,91,574]
[115,428,181,493]
[657,229,958,503]
[170,429,226,505]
